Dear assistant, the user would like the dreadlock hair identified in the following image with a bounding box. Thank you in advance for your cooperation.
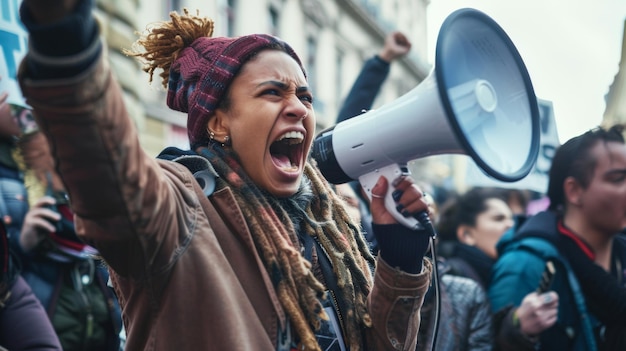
[547,124,625,212]
[305,164,376,347]
[198,145,375,351]
[125,9,375,350]
[123,8,215,88]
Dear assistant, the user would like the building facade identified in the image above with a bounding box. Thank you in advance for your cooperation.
[603,19,626,128]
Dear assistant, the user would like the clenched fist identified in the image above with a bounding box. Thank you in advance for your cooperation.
[516,291,559,337]
[22,0,81,24]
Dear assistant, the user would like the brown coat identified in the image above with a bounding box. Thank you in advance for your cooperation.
[19,51,431,350]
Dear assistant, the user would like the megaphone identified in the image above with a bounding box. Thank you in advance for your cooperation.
[312,8,540,230]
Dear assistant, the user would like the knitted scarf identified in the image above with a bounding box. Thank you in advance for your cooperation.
[449,243,494,288]
[197,144,375,351]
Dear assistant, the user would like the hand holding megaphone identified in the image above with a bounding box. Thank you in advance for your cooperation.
[362,163,435,233]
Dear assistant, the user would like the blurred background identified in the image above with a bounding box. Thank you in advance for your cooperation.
[1,0,625,201]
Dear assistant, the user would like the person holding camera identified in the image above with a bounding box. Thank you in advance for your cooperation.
[0,79,62,351]
[12,130,123,351]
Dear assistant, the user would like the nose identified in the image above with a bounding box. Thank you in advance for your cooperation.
[504,217,515,230]
[285,95,309,120]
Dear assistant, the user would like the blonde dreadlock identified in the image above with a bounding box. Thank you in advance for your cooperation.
[124,8,215,88]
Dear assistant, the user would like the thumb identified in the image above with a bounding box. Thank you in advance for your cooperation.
[370,176,394,224]
[370,175,388,200]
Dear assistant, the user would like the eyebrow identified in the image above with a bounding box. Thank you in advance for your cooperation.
[296,86,310,94]
[259,80,310,93]
[606,168,626,174]
[605,168,626,176]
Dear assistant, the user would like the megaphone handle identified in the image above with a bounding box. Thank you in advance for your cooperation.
[358,163,424,231]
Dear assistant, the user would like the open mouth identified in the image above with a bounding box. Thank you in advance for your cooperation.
[270,131,304,172]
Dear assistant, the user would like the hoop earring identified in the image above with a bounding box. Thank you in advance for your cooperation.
[208,130,231,147]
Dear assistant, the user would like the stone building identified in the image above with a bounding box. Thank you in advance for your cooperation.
[603,19,626,128]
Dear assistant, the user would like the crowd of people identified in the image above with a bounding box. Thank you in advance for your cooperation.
[0,0,624,350]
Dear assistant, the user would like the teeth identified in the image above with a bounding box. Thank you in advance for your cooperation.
[277,131,304,144]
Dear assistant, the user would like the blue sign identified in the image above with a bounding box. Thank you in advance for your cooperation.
[0,0,28,107]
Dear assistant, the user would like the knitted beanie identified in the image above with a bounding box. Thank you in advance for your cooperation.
[167,34,306,148]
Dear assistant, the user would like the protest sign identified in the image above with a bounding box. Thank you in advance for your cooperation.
[0,0,29,107]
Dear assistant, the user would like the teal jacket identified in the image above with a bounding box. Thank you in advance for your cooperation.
[488,211,598,351]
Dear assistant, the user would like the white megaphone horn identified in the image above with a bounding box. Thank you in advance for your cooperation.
[312,8,541,230]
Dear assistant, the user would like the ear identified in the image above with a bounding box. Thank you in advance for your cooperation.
[563,176,583,207]
[456,225,476,246]
[207,109,231,140]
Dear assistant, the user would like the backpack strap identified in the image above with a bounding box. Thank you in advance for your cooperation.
[514,236,598,351]
[170,154,219,197]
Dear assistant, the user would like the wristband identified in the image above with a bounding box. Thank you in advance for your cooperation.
[512,308,540,343]
[512,309,520,329]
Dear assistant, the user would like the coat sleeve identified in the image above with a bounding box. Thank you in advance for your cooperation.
[0,276,62,350]
[365,258,432,350]
[465,279,494,351]
[491,307,538,351]
[18,40,196,283]
[488,247,545,312]
[489,248,546,351]
[336,56,391,124]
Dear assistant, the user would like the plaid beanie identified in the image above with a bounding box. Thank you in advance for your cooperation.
[167,34,306,148]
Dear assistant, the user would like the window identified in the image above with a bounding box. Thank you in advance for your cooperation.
[268,6,280,36]
[166,0,182,14]
[335,49,344,104]
[307,36,317,96]
[221,0,236,37]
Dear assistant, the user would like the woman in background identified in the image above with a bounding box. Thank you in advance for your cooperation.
[437,187,514,288]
